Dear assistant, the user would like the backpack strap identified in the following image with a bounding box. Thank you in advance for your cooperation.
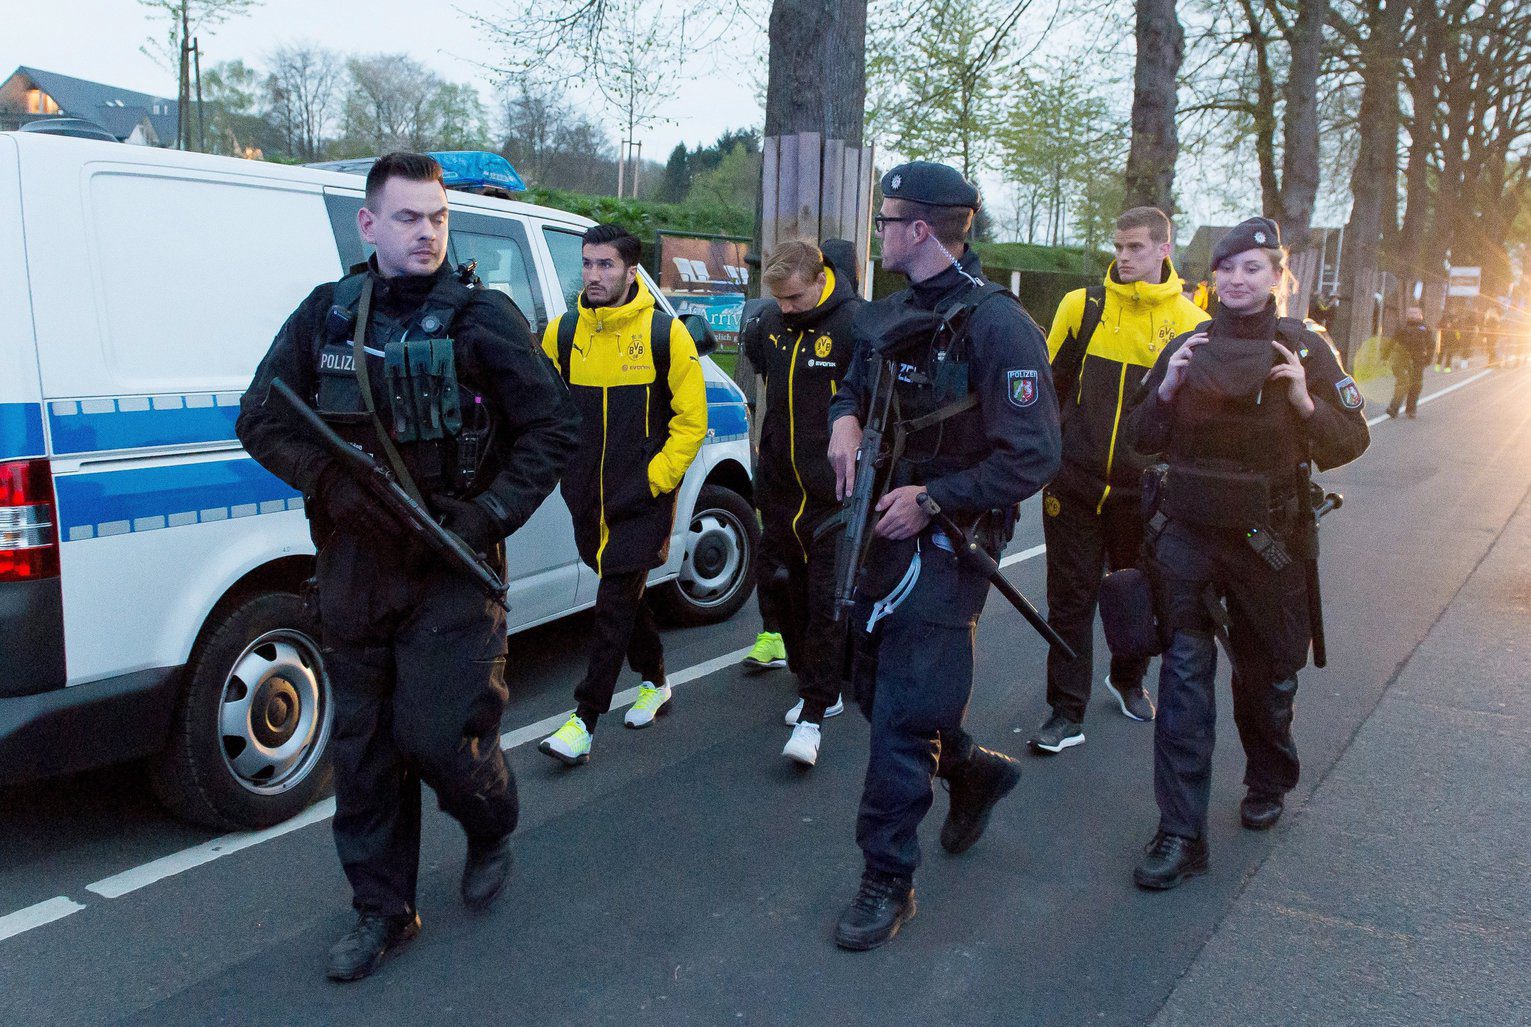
[1051,284,1105,402]
[555,313,577,381]
[649,309,674,438]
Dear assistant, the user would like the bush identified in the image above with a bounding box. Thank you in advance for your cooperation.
[514,187,753,241]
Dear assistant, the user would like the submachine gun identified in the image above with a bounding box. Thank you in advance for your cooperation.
[267,378,509,608]
[1304,470,1343,668]
[822,343,1074,659]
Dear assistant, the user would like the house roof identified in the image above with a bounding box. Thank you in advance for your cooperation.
[8,66,178,143]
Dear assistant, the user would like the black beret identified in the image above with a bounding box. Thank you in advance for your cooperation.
[880,161,981,210]
[1212,216,1282,266]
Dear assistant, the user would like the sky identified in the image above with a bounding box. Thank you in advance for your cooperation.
[4,0,1277,239]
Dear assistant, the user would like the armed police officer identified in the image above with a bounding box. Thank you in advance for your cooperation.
[1122,217,1368,890]
[825,162,1061,949]
[237,153,577,981]
[743,239,863,767]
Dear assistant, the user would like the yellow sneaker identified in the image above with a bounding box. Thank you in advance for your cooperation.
[742,632,788,670]
[538,714,591,766]
[623,681,672,728]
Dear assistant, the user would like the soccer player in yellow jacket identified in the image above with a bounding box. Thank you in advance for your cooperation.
[1029,206,1207,754]
[538,224,707,765]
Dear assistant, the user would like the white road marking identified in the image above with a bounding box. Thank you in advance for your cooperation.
[1366,369,1493,427]
[1000,543,1046,568]
[0,897,85,941]
[72,645,756,908]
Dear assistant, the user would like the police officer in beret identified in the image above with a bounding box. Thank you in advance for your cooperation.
[825,161,1061,948]
[1122,216,1368,890]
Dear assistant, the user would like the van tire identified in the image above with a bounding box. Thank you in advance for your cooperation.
[148,591,333,831]
[653,484,759,627]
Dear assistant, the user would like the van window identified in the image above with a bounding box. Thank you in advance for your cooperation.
[447,214,544,333]
[85,172,339,391]
[542,227,585,315]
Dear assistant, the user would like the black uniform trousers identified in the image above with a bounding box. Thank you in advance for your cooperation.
[573,569,666,721]
[763,513,844,724]
[317,534,518,918]
[852,534,990,878]
[1043,486,1150,721]
[1150,520,1305,839]
[753,529,788,636]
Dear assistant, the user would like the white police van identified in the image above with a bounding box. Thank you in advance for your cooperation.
[0,132,757,829]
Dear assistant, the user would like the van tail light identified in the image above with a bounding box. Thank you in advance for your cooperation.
[0,459,61,582]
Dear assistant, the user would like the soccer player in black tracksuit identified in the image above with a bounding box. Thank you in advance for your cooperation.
[742,239,862,767]
[826,162,1061,950]
[237,153,577,981]
[1123,217,1369,890]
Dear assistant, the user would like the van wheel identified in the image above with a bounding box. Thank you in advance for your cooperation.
[149,591,333,831]
[653,484,759,627]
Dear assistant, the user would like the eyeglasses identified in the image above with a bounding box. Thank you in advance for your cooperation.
[873,214,915,232]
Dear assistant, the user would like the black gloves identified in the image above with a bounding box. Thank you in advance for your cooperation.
[314,461,404,541]
[435,495,504,555]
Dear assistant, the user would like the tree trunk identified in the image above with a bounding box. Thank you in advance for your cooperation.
[1277,0,1324,248]
[1335,0,1406,366]
[764,0,868,145]
[1123,0,1184,212]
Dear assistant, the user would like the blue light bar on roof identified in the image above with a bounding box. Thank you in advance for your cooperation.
[305,151,526,193]
[428,151,526,192]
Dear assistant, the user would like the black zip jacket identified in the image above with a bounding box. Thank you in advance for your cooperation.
[743,260,861,555]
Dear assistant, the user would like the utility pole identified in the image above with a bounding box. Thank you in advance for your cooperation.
[193,35,206,152]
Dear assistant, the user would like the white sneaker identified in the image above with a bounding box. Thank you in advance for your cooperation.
[783,721,821,766]
[538,714,592,766]
[784,695,845,726]
[624,681,672,728]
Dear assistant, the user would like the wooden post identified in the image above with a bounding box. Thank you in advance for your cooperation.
[760,131,876,298]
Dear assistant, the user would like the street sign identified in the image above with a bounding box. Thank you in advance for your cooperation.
[1448,266,1481,297]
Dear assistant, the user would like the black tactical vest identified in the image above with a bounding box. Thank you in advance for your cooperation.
[313,271,488,495]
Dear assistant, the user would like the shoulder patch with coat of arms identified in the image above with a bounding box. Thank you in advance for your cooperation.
[1334,375,1363,410]
[1007,368,1038,408]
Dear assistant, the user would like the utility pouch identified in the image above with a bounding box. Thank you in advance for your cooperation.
[384,338,463,443]
[1162,465,1271,529]
[1099,567,1163,660]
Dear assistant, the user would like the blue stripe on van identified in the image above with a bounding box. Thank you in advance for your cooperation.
[0,402,46,461]
[707,402,749,441]
[53,458,301,541]
[47,394,243,455]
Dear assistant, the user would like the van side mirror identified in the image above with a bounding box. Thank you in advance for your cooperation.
[678,312,719,356]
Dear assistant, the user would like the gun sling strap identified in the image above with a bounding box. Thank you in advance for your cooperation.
[352,277,427,507]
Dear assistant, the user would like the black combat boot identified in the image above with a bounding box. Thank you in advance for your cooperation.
[326,911,421,982]
[1133,830,1209,890]
[1239,790,1284,830]
[940,746,1022,854]
[461,832,514,911]
[834,869,916,951]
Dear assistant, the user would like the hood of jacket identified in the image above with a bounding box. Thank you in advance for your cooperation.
[1104,259,1188,311]
[781,264,855,332]
[577,274,657,335]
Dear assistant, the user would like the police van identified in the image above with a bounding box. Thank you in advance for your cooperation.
[0,133,757,829]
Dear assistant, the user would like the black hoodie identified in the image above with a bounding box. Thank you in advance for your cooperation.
[742,256,862,557]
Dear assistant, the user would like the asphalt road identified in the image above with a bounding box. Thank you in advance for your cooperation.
[2,363,1526,1026]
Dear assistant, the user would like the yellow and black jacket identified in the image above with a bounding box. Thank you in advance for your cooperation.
[741,264,860,560]
[1047,260,1206,507]
[543,277,707,575]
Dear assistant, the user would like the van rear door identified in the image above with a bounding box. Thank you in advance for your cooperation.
[0,134,66,697]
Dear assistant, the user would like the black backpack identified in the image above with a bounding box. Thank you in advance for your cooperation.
[1050,284,1106,403]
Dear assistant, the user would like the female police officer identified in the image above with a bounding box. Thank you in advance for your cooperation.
[1122,217,1369,890]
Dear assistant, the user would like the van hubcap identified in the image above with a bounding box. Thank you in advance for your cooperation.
[219,630,330,794]
[678,508,747,609]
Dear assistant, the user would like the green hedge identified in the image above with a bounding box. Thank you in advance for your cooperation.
[514,187,753,239]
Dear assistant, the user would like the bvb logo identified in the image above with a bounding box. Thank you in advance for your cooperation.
[1044,494,1061,517]
[814,336,833,359]
[627,338,646,359]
